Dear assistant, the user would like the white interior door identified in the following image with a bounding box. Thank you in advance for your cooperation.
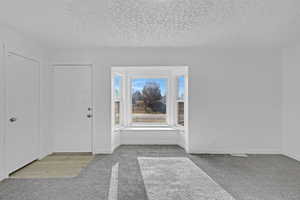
[53,66,92,152]
[6,53,39,174]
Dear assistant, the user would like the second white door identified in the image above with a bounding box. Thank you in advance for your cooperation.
[6,53,39,173]
[53,66,92,152]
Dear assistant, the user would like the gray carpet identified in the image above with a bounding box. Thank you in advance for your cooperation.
[0,145,300,200]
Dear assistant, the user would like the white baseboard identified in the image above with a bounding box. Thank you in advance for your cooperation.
[283,152,300,162]
[0,172,8,182]
[0,174,4,182]
[111,132,121,153]
[189,148,281,155]
[93,149,113,154]
[0,176,5,182]
[38,150,52,160]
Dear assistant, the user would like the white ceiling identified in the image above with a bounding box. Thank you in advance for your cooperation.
[0,0,299,48]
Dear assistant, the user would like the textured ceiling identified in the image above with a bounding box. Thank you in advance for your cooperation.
[0,0,299,48]
[108,0,260,40]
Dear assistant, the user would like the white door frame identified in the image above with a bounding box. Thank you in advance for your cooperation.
[3,47,41,176]
[52,64,95,154]
[0,42,6,180]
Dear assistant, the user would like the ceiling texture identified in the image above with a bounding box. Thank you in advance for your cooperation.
[0,0,299,48]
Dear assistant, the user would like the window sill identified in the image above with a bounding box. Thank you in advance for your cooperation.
[113,125,185,133]
[119,126,181,132]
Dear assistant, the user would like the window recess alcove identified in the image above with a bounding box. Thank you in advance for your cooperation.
[111,66,189,152]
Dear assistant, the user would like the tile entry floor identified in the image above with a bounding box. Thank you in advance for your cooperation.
[9,153,94,179]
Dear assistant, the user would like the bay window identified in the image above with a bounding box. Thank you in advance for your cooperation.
[111,67,188,130]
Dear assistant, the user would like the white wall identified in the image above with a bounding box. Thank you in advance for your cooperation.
[49,47,282,154]
[282,44,300,161]
[0,25,51,180]
[189,50,282,154]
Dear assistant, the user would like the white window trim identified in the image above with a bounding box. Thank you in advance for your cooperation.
[111,71,124,131]
[174,72,187,130]
[111,66,188,131]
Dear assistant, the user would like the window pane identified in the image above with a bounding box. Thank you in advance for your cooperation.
[177,102,184,126]
[132,78,167,124]
[115,101,120,125]
[114,75,122,99]
[178,76,185,100]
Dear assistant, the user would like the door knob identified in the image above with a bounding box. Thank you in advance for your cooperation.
[9,117,17,122]
[87,114,93,118]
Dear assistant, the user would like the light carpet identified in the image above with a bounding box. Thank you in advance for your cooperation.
[108,162,119,200]
[138,157,235,200]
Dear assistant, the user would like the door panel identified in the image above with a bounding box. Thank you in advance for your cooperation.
[6,53,39,173]
[53,67,92,152]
